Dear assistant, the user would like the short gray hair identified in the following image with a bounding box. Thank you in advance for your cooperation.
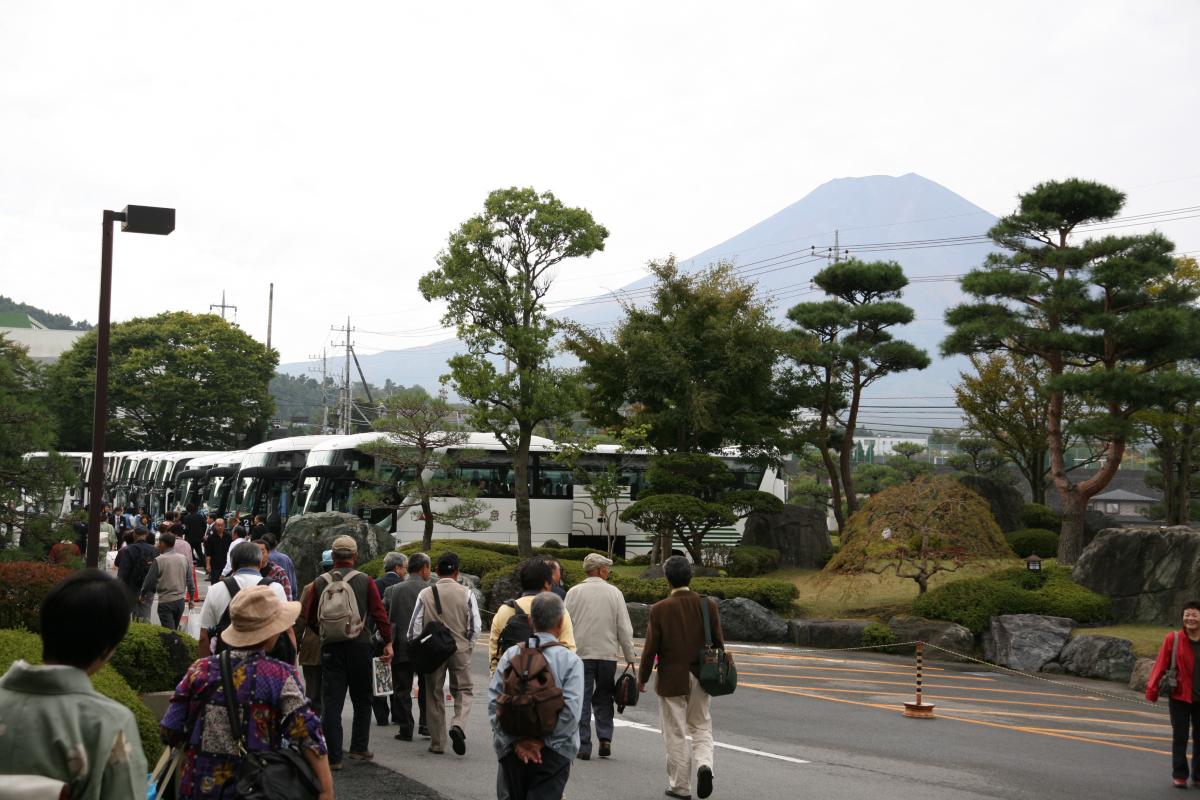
[407,552,431,574]
[663,555,692,588]
[229,540,262,570]
[530,592,565,633]
[384,552,408,572]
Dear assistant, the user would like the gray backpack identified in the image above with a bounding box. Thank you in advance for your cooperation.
[317,569,365,643]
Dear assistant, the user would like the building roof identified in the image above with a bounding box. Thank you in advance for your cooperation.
[0,326,85,362]
[1091,488,1158,502]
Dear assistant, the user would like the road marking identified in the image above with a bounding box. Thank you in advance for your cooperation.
[737,670,1105,700]
[733,661,986,681]
[611,719,810,765]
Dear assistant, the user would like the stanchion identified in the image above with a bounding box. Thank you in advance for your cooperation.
[903,642,936,718]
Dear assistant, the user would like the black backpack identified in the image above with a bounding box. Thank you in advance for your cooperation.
[407,586,457,674]
[497,599,535,655]
[213,577,297,663]
[128,543,156,590]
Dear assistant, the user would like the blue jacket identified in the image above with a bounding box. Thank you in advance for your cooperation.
[488,631,584,761]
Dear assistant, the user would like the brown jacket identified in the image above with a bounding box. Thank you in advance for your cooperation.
[638,588,723,697]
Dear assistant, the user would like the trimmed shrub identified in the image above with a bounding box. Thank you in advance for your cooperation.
[369,545,518,580]
[0,628,162,763]
[535,546,619,562]
[398,539,521,557]
[109,622,198,693]
[1021,503,1060,532]
[609,576,798,610]
[0,561,74,632]
[1005,528,1059,559]
[626,554,652,566]
[726,545,780,578]
[860,622,899,648]
[542,539,563,549]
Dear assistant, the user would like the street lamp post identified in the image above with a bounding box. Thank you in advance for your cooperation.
[85,205,175,568]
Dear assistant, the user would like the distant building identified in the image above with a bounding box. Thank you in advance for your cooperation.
[0,313,86,363]
[1087,488,1158,522]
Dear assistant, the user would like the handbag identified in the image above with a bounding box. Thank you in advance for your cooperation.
[407,586,458,674]
[219,650,322,800]
[1158,631,1181,696]
[695,595,736,697]
[614,665,639,713]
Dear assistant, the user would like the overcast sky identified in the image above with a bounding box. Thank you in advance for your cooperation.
[3,1,1198,367]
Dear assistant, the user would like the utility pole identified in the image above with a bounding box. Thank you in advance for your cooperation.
[210,290,238,321]
[266,283,274,351]
[307,348,328,433]
[833,229,840,263]
[331,318,355,434]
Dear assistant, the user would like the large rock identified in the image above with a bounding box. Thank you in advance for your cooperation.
[1129,657,1155,693]
[789,618,871,649]
[953,474,1025,532]
[886,615,975,661]
[1072,527,1200,624]
[484,568,522,612]
[1058,635,1137,682]
[982,614,1074,672]
[279,512,393,588]
[1083,510,1119,547]
[717,597,789,643]
[741,506,833,569]
[626,602,650,638]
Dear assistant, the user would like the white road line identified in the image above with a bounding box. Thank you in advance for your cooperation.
[612,719,811,765]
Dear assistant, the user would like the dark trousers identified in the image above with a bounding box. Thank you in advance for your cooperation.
[371,659,426,733]
[303,664,323,718]
[157,600,185,630]
[322,639,374,764]
[500,748,571,800]
[1170,698,1200,779]
[579,659,616,753]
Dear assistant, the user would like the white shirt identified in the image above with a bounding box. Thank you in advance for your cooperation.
[198,569,287,630]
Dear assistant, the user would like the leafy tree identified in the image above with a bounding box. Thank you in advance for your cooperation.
[44,312,277,450]
[827,476,1012,594]
[1136,368,1200,525]
[356,392,488,550]
[419,187,608,556]
[556,426,649,559]
[569,257,815,462]
[618,452,782,564]
[947,438,1008,479]
[943,178,1200,563]
[788,259,930,527]
[886,441,935,483]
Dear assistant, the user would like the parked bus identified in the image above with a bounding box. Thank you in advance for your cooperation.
[172,451,245,519]
[141,451,221,520]
[234,436,338,532]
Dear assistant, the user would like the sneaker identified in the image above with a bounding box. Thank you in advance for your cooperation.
[665,791,692,800]
[418,725,431,737]
[697,766,713,799]
[1174,778,1188,788]
[346,751,374,761]
[449,725,466,755]
[395,730,414,741]
[577,750,591,761]
[598,740,611,759]
[429,745,445,754]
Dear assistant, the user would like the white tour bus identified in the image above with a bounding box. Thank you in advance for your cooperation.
[141,451,221,520]
[233,436,339,530]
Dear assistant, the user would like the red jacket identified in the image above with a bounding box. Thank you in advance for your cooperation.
[1146,630,1196,703]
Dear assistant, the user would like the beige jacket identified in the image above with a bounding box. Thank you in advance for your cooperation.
[564,576,637,664]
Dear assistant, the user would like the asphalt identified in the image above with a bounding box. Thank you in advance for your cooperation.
[330,638,1178,800]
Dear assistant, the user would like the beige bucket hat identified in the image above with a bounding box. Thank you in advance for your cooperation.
[219,585,301,649]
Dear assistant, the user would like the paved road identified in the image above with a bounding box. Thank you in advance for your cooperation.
[331,638,1176,800]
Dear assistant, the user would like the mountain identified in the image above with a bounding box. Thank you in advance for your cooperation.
[280,173,1000,422]
[0,295,92,330]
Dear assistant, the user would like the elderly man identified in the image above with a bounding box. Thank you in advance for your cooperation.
[376,551,408,595]
[139,531,196,630]
[564,553,636,760]
[196,540,290,657]
[372,551,410,726]
[204,517,231,580]
[383,552,432,739]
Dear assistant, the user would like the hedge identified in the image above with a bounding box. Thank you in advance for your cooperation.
[1005,528,1059,559]
[109,622,199,694]
[0,561,74,632]
[0,628,162,764]
[398,539,521,557]
[1021,503,1061,532]
[861,622,899,648]
[610,576,798,610]
[366,545,519,580]
[726,545,780,578]
[911,565,1111,634]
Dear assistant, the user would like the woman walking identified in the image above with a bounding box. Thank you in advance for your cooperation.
[161,585,333,799]
[1147,600,1200,788]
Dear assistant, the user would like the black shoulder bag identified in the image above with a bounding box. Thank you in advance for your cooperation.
[408,585,458,674]
[219,650,322,800]
[695,595,737,697]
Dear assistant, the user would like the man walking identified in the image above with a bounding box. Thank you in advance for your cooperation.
[407,553,481,756]
[488,593,584,800]
[382,552,430,738]
[489,558,576,673]
[564,553,637,760]
[376,551,407,595]
[139,531,195,630]
[204,518,231,581]
[195,541,290,656]
[305,535,393,770]
[296,549,334,715]
[638,556,722,800]
[116,526,157,622]
[181,502,207,563]
[263,532,298,600]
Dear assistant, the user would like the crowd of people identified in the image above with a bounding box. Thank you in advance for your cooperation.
[0,509,727,800]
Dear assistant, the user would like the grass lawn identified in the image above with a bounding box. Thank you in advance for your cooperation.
[1074,624,1173,658]
[770,558,1024,619]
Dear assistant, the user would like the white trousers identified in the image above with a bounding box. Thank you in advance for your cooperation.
[657,673,713,794]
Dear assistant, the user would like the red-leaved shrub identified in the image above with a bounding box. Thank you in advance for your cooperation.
[0,562,74,632]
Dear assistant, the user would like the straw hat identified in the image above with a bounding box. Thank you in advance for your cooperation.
[219,585,301,649]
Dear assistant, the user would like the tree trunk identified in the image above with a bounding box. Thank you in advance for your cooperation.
[1027,448,1047,506]
[514,426,533,556]
[1179,422,1193,526]
[1159,439,1178,525]
[916,574,929,595]
[818,439,846,533]
[682,532,703,565]
[839,372,863,518]
[421,494,434,551]
[1058,497,1087,564]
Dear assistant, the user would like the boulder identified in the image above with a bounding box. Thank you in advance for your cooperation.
[1072,527,1200,624]
[788,619,871,649]
[1083,510,1120,547]
[716,597,789,643]
[1129,657,1155,693]
[484,568,523,612]
[627,602,650,638]
[279,512,393,588]
[741,506,833,569]
[1058,635,1137,682]
[953,474,1025,532]
[886,615,975,661]
[459,573,481,590]
[982,614,1074,672]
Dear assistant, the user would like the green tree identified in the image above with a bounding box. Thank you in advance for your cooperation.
[943,178,1200,563]
[357,392,488,550]
[788,259,930,527]
[45,312,277,450]
[569,257,815,460]
[419,187,608,556]
[556,425,649,559]
[946,438,1008,478]
[887,441,935,483]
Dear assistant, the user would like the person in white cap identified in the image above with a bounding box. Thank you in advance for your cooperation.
[563,552,637,761]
